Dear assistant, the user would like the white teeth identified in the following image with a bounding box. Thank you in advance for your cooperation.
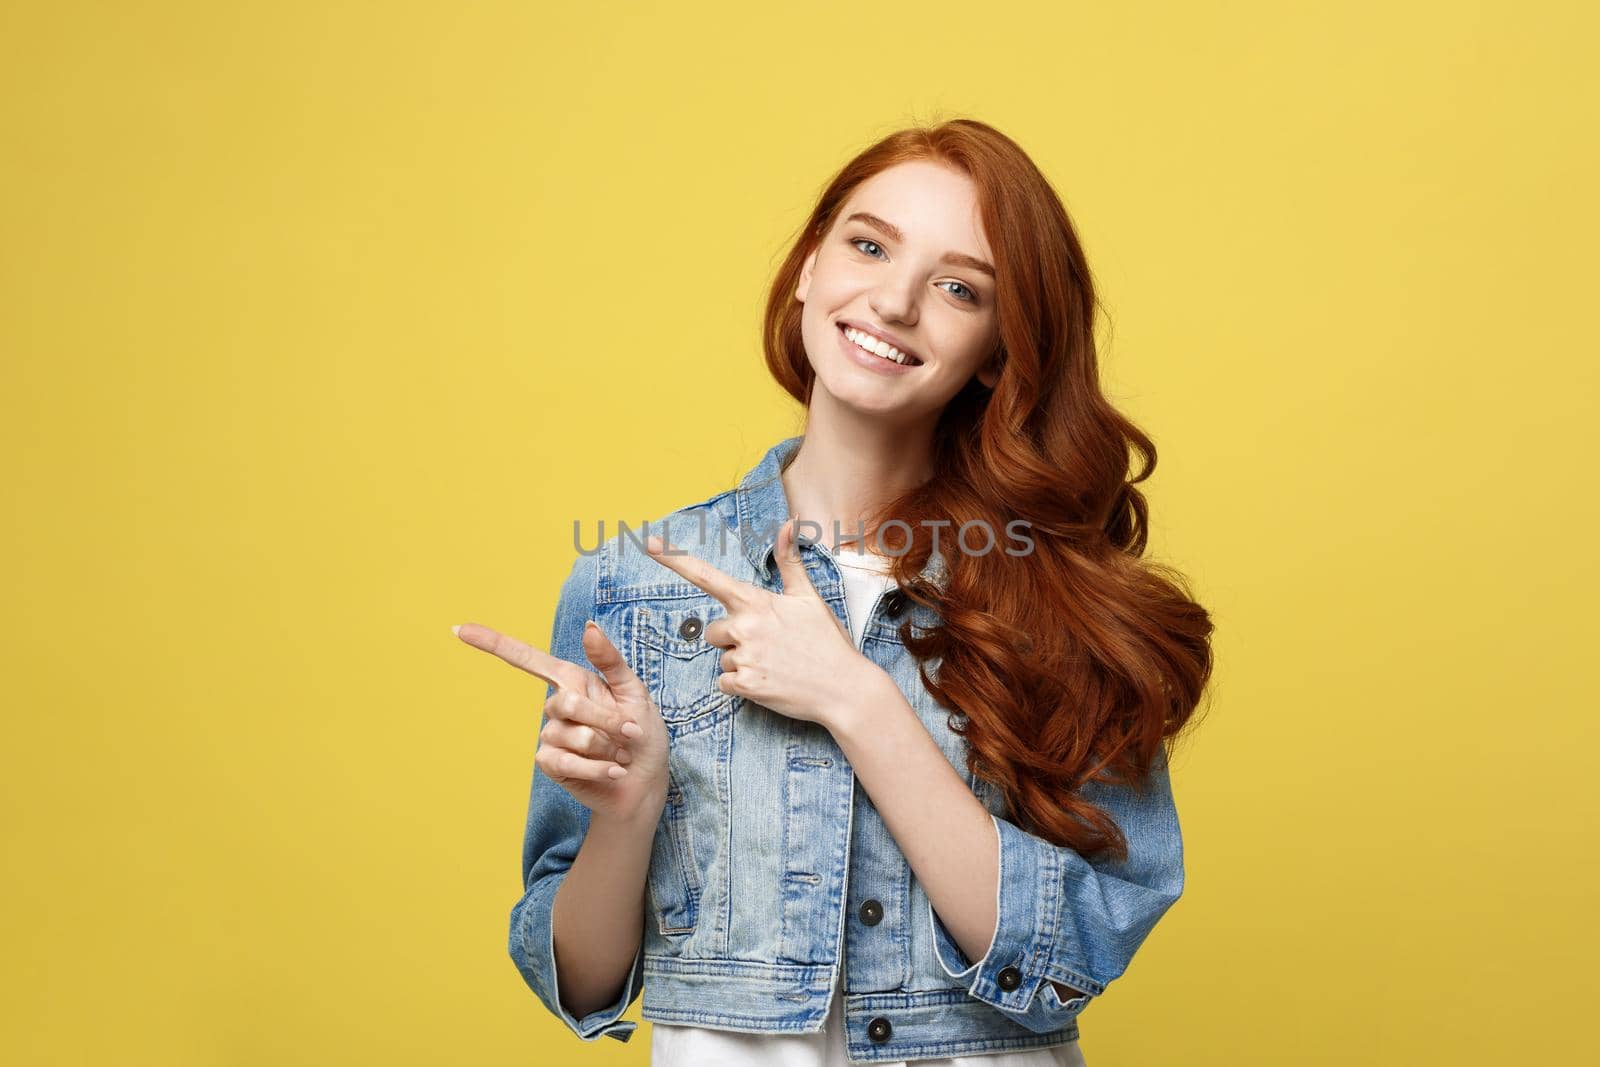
[844,326,916,366]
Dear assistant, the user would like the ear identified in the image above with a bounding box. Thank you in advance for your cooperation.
[795,246,818,303]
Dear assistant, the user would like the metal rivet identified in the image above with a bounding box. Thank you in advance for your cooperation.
[678,615,703,640]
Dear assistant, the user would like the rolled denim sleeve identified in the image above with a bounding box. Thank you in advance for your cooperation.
[928,745,1185,1034]
[506,549,646,1043]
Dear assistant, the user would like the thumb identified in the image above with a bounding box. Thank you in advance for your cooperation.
[580,620,648,697]
[774,517,821,599]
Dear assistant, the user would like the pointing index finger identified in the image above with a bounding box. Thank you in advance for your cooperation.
[644,534,756,609]
[453,622,573,691]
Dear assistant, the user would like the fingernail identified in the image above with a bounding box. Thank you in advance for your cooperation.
[451,624,461,637]
[609,765,628,778]
[622,720,642,738]
[585,620,597,632]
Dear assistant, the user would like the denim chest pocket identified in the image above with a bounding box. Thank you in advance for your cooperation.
[632,598,739,730]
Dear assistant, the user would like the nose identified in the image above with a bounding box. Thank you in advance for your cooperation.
[868,265,919,327]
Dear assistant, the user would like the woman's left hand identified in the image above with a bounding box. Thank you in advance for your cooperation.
[644,517,890,730]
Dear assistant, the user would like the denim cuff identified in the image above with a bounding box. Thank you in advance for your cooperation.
[926,813,1097,1034]
[512,869,646,1043]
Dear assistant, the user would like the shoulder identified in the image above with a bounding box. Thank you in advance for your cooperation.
[572,487,747,606]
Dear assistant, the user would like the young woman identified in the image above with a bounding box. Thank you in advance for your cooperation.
[458,119,1214,1065]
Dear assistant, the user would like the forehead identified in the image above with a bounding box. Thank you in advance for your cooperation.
[841,160,992,260]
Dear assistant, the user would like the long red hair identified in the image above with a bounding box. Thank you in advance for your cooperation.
[762,118,1214,861]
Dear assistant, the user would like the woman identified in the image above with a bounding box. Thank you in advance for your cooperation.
[457,119,1213,1065]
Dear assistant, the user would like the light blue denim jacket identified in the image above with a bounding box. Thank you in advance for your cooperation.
[508,435,1186,1063]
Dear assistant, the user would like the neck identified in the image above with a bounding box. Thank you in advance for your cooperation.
[780,400,935,553]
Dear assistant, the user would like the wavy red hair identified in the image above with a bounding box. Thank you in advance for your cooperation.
[762,118,1214,861]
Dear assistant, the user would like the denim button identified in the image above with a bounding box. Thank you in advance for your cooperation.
[883,590,907,619]
[678,615,703,640]
[867,1016,892,1042]
[858,899,883,926]
[997,965,1022,991]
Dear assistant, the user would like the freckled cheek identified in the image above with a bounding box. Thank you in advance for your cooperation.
[829,258,878,288]
[925,322,989,371]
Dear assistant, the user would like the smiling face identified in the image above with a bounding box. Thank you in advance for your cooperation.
[795,159,1002,426]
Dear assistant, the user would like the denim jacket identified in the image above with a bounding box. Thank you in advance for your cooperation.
[508,435,1186,1063]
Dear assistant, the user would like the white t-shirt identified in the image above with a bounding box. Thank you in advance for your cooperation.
[649,542,1088,1066]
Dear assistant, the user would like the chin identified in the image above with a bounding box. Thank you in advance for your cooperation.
[810,369,907,417]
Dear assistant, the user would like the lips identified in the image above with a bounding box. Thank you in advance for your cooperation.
[836,321,923,366]
[834,321,920,378]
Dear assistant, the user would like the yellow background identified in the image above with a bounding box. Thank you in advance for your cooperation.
[3,1,1594,1063]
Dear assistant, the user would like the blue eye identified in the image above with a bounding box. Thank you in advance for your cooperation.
[850,236,980,304]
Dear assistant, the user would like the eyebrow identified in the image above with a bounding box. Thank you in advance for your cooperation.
[844,211,996,278]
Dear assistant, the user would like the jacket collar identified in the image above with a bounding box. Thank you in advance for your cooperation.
[733,435,951,593]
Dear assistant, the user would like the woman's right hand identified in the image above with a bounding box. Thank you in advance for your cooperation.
[454,618,669,823]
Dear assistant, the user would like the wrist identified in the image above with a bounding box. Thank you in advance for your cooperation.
[593,795,666,836]
[824,669,904,743]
